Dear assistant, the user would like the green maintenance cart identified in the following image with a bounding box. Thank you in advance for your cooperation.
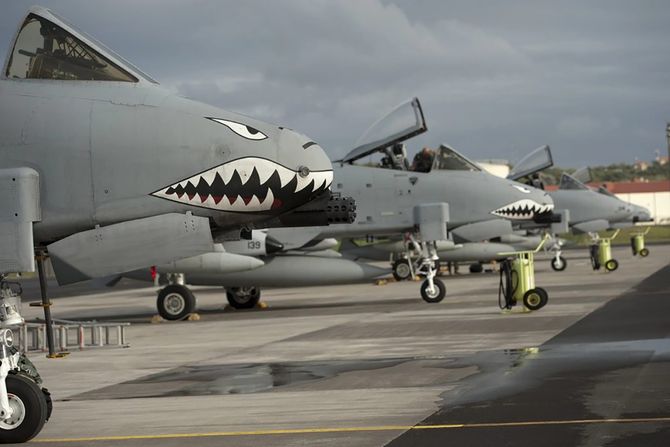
[630,227,651,257]
[589,229,620,272]
[498,236,549,312]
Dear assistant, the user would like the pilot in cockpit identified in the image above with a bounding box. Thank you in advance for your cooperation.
[411,147,435,173]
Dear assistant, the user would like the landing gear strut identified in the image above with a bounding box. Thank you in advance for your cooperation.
[547,236,567,272]
[0,254,54,443]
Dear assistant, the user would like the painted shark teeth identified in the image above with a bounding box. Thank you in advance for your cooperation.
[151,157,333,212]
[491,199,554,220]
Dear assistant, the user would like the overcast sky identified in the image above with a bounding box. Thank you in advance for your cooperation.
[2,1,669,166]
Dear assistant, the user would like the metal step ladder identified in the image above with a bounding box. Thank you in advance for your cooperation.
[17,318,130,353]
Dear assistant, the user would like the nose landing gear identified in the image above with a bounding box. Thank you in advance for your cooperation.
[0,259,55,443]
[416,244,446,303]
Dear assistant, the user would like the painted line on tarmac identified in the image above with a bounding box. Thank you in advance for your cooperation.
[34,416,670,443]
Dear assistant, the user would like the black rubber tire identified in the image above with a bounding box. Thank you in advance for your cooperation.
[639,248,650,257]
[550,256,567,272]
[392,259,412,281]
[420,278,446,303]
[605,259,619,272]
[226,287,261,309]
[523,287,548,311]
[0,374,48,444]
[469,263,484,274]
[156,284,196,321]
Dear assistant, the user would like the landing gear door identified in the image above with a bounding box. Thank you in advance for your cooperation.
[507,145,553,181]
[339,97,427,164]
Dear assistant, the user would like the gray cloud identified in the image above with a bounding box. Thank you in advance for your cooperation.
[2,0,669,166]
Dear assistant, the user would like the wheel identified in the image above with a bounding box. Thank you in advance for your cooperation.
[156,284,196,320]
[226,287,261,309]
[604,259,619,272]
[392,259,412,281]
[469,263,483,274]
[420,278,446,303]
[0,374,48,444]
[550,256,567,271]
[639,248,649,257]
[523,287,548,311]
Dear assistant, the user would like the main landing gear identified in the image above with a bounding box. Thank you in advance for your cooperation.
[498,238,549,312]
[156,274,196,321]
[226,287,261,309]
[0,253,55,443]
[589,230,620,273]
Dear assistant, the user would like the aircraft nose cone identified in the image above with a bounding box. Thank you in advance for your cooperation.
[277,128,333,175]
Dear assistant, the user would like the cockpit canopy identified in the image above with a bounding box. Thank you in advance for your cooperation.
[507,145,553,181]
[339,97,482,173]
[4,6,156,83]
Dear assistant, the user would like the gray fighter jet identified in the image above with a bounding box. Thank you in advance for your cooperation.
[0,6,353,442]
[137,98,555,312]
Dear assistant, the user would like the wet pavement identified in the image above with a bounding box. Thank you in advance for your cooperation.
[388,264,670,446]
[13,244,670,446]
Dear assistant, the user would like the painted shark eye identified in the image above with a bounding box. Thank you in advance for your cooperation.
[512,185,531,194]
[208,118,268,141]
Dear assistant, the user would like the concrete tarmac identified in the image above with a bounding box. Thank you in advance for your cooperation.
[13,244,670,446]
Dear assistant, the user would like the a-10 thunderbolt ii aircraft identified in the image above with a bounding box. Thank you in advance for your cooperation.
[0,6,354,443]
[127,98,555,315]
[543,172,652,271]
[339,145,560,277]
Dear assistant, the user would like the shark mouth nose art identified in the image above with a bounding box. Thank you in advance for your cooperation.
[491,200,554,220]
[151,157,333,212]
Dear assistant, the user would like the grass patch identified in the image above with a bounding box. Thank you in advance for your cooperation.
[562,225,670,247]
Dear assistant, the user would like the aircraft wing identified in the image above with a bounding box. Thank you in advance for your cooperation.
[571,219,610,234]
[338,97,427,164]
[507,145,553,181]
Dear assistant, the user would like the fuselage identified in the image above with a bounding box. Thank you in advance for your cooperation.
[549,189,632,227]
[322,164,554,238]
[0,80,333,244]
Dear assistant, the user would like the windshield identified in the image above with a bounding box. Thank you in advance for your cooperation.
[559,173,589,190]
[597,185,617,197]
[433,145,482,171]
